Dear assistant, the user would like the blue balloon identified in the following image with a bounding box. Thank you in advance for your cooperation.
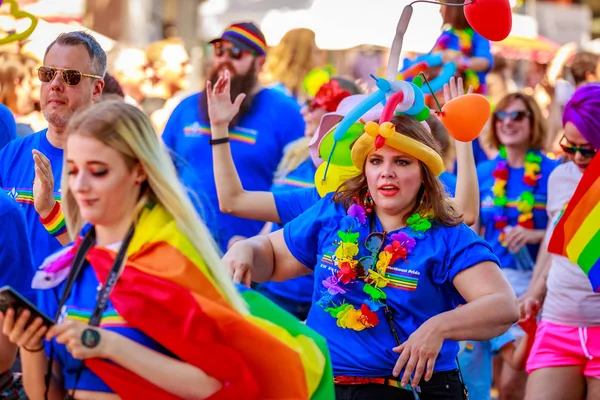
[400,53,457,95]
[404,82,425,116]
[332,77,389,141]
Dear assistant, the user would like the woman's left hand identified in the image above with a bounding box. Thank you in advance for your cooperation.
[392,320,444,388]
[443,76,473,104]
[46,320,113,360]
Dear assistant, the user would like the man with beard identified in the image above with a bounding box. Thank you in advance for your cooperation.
[162,22,305,252]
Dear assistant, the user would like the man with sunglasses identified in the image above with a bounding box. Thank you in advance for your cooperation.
[0,31,105,267]
[162,22,305,252]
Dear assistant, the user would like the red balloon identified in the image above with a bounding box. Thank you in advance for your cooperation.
[464,0,512,42]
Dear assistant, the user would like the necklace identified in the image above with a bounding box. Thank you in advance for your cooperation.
[492,146,542,245]
[434,27,482,94]
[317,202,432,331]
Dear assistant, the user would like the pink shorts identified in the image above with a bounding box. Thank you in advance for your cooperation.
[526,320,600,377]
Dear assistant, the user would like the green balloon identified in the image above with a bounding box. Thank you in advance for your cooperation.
[412,75,423,88]
[319,122,364,166]
[414,107,431,121]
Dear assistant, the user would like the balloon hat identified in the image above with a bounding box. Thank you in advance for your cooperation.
[0,0,39,46]
[351,99,445,176]
[318,0,503,187]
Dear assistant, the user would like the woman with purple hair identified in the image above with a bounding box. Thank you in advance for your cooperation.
[521,83,600,400]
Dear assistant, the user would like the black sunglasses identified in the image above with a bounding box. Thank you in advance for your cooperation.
[494,110,530,122]
[213,42,250,60]
[559,136,597,159]
[38,66,102,87]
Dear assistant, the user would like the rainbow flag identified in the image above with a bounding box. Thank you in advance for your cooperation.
[69,204,332,399]
[548,152,600,292]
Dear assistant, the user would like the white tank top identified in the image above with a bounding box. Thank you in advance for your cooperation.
[542,162,600,327]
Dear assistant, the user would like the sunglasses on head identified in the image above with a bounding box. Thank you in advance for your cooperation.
[357,232,386,272]
[38,66,102,87]
[213,42,252,60]
[559,136,597,159]
[494,110,530,122]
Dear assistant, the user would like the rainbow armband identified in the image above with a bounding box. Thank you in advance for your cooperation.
[40,201,67,237]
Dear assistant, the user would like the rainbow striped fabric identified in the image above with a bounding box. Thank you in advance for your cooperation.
[223,24,267,55]
[183,122,257,145]
[548,153,600,291]
[5,187,61,205]
[82,204,333,400]
[64,306,127,327]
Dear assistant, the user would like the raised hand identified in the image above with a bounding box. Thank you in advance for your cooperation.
[206,70,246,127]
[442,76,473,104]
[32,149,56,218]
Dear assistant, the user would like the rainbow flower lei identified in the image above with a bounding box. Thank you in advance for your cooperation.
[492,146,542,244]
[434,27,482,94]
[317,202,432,331]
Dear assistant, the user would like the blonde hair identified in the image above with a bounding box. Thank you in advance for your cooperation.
[262,29,317,97]
[62,100,248,313]
[488,92,547,151]
[274,136,312,180]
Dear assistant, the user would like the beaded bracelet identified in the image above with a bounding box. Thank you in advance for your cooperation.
[39,201,67,237]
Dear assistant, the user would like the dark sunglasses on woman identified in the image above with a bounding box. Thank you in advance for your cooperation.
[38,66,103,87]
[494,110,530,122]
[559,136,597,159]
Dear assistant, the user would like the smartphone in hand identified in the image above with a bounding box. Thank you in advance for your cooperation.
[0,286,54,328]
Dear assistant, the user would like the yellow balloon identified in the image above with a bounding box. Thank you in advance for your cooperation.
[314,162,360,197]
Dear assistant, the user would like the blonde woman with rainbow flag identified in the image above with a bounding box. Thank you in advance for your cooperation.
[1,100,332,400]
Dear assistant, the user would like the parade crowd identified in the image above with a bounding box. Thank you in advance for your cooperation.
[0,2,599,399]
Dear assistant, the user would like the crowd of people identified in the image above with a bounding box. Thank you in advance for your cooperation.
[0,4,599,400]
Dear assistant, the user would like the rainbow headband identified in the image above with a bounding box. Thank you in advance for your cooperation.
[350,93,445,176]
[224,25,267,56]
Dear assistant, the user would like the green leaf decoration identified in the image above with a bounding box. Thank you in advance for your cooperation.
[499,146,507,159]
[525,152,542,164]
[520,191,535,205]
[363,284,387,300]
[494,196,508,207]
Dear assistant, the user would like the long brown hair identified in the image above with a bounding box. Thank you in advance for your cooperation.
[441,0,470,30]
[333,115,462,226]
[488,92,547,150]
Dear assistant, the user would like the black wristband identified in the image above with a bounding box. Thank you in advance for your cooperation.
[209,137,230,146]
[22,344,45,353]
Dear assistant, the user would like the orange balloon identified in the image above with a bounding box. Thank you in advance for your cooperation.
[440,94,491,142]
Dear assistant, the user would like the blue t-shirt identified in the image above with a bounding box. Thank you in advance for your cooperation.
[261,158,318,305]
[454,138,490,173]
[436,29,493,92]
[0,104,16,150]
[0,191,36,302]
[439,171,457,197]
[0,130,63,266]
[274,186,321,227]
[162,89,305,251]
[478,154,559,269]
[283,194,500,377]
[459,331,515,400]
[37,260,173,392]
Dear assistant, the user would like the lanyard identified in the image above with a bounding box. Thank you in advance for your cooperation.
[45,224,135,400]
